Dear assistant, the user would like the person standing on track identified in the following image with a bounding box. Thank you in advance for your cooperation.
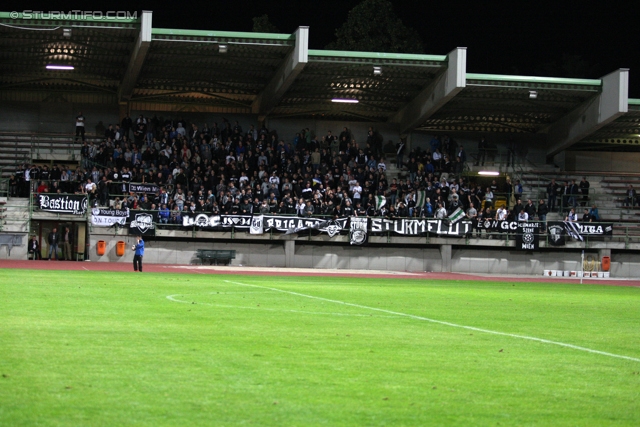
[132,235,144,272]
[47,227,59,260]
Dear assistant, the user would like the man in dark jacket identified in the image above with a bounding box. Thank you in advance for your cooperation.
[47,228,59,260]
[524,199,537,219]
[537,199,549,231]
[579,177,590,207]
[28,235,41,260]
[546,179,559,212]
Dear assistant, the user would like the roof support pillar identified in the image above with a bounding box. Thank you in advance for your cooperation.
[546,68,629,157]
[392,47,466,133]
[118,10,152,102]
[252,26,309,121]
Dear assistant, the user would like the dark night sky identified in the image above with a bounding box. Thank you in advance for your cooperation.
[24,1,640,96]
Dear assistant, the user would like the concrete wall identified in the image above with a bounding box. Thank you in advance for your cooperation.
[0,101,119,134]
[565,151,640,173]
[79,232,639,278]
[0,228,634,278]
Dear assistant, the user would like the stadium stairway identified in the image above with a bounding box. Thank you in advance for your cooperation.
[0,197,29,233]
[519,170,640,240]
[0,132,84,178]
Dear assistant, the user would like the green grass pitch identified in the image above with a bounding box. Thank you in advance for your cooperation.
[1,269,639,426]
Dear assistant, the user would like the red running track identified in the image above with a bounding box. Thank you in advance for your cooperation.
[1,259,638,287]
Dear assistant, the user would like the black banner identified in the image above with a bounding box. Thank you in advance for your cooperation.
[476,219,522,233]
[273,216,347,236]
[349,217,369,245]
[547,223,566,246]
[547,221,612,246]
[182,214,253,230]
[182,214,473,237]
[128,211,157,236]
[183,214,348,237]
[370,218,473,237]
[515,222,540,251]
[37,193,87,215]
[129,183,160,194]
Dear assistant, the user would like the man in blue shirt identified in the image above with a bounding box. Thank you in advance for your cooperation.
[132,235,144,272]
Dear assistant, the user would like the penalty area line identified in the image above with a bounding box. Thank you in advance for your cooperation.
[223,279,640,363]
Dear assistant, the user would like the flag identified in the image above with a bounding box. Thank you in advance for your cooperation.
[250,215,263,234]
[415,190,426,208]
[564,221,583,241]
[547,222,566,246]
[375,195,386,210]
[447,207,465,224]
[285,219,331,235]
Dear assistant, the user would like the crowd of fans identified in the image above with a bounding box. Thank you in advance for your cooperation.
[10,116,473,222]
[6,115,605,229]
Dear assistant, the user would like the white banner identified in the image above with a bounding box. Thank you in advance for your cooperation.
[90,208,129,227]
[250,215,264,234]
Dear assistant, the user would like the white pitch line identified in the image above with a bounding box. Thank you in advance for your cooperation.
[166,294,399,318]
[207,291,273,295]
[223,280,640,363]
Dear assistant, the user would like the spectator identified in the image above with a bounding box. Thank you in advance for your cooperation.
[565,208,578,222]
[518,209,528,222]
[75,111,86,142]
[158,204,170,223]
[579,176,590,207]
[47,227,59,261]
[624,184,636,207]
[538,199,548,229]
[28,235,41,260]
[396,139,406,169]
[546,179,559,212]
[475,136,487,166]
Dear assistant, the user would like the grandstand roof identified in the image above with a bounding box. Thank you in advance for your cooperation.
[0,10,637,152]
[418,74,601,134]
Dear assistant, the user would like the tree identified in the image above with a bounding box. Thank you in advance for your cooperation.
[326,0,424,54]
[252,14,279,33]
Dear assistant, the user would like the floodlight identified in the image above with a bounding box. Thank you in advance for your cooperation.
[46,64,74,70]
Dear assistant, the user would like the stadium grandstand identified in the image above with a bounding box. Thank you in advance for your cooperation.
[0,10,639,277]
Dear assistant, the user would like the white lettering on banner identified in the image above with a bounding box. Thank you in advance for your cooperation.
[578,224,603,234]
[183,214,221,228]
[38,194,87,214]
[130,213,154,233]
[369,218,471,236]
